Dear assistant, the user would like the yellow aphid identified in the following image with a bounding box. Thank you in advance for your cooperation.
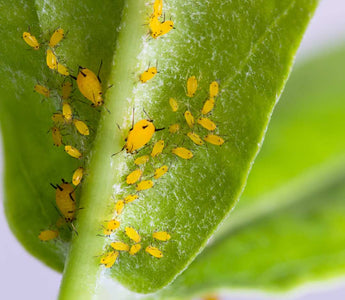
[145,246,163,258]
[184,111,195,128]
[51,179,75,222]
[73,120,90,136]
[187,132,204,146]
[100,251,119,268]
[46,49,57,70]
[169,98,178,112]
[139,67,157,83]
[38,229,59,241]
[129,244,142,255]
[153,231,171,241]
[52,113,64,124]
[51,127,62,147]
[34,84,50,98]
[111,241,130,251]
[77,67,103,106]
[61,81,72,100]
[151,140,164,157]
[126,169,143,185]
[209,81,219,98]
[22,32,39,50]
[72,167,84,186]
[103,219,120,236]
[65,145,82,159]
[172,147,193,159]
[186,76,197,97]
[115,200,125,215]
[134,155,149,166]
[136,180,154,191]
[154,165,168,179]
[169,123,180,133]
[125,120,156,153]
[125,227,141,243]
[204,134,225,146]
[57,63,70,76]
[62,102,73,123]
[152,0,163,17]
[157,20,174,37]
[201,98,215,115]
[197,117,217,131]
[49,28,64,48]
[124,194,139,204]
[149,16,162,37]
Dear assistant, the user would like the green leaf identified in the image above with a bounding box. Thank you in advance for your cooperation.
[153,46,345,299]
[0,0,318,297]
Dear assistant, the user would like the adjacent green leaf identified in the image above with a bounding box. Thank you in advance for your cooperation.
[0,0,318,297]
[152,45,345,299]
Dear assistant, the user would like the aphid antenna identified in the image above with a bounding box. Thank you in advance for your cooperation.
[70,222,79,236]
[142,108,153,122]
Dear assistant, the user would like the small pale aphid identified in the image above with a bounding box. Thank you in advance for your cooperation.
[172,147,193,160]
[154,165,168,179]
[157,20,174,37]
[115,200,125,215]
[184,111,195,128]
[111,241,130,251]
[197,117,217,131]
[73,120,90,136]
[140,66,157,83]
[57,63,70,76]
[134,155,149,166]
[107,219,120,231]
[76,66,103,106]
[62,102,73,123]
[72,167,84,186]
[149,16,162,38]
[46,49,57,70]
[136,180,154,191]
[169,123,180,134]
[49,28,64,48]
[204,134,225,146]
[22,31,39,50]
[38,229,59,241]
[124,194,139,204]
[151,140,164,157]
[51,179,76,222]
[187,132,204,146]
[125,120,157,153]
[126,169,143,185]
[152,231,171,241]
[186,76,197,97]
[125,227,141,243]
[100,251,119,268]
[201,98,215,115]
[51,127,62,147]
[61,81,72,100]
[65,145,82,159]
[145,246,163,258]
[129,244,141,255]
[52,113,64,124]
[34,84,50,98]
[152,0,163,18]
[169,98,178,112]
[209,81,219,98]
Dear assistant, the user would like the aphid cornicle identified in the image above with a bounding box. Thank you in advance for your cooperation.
[187,132,204,146]
[100,251,119,268]
[186,76,197,97]
[38,229,59,241]
[184,111,195,128]
[34,84,50,98]
[201,98,215,115]
[172,147,193,160]
[51,127,63,147]
[169,123,180,134]
[153,231,171,241]
[76,66,103,106]
[51,179,76,222]
[154,165,168,179]
[136,180,154,191]
[204,134,225,146]
[22,32,39,50]
[111,241,130,251]
[134,155,149,166]
[125,227,141,243]
[126,169,143,185]
[65,145,82,159]
[73,120,90,136]
[139,66,157,83]
[46,49,57,70]
[151,140,164,157]
[129,244,141,255]
[197,117,217,131]
[169,98,178,112]
[72,167,84,186]
[49,28,64,48]
[209,81,219,98]
[145,246,163,258]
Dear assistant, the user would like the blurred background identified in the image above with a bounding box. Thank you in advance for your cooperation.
[1,0,345,299]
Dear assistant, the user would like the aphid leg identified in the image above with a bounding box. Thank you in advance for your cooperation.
[97,60,103,82]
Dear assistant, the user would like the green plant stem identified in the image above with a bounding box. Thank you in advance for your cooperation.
[58,2,146,299]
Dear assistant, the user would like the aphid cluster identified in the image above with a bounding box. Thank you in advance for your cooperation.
[148,0,174,39]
